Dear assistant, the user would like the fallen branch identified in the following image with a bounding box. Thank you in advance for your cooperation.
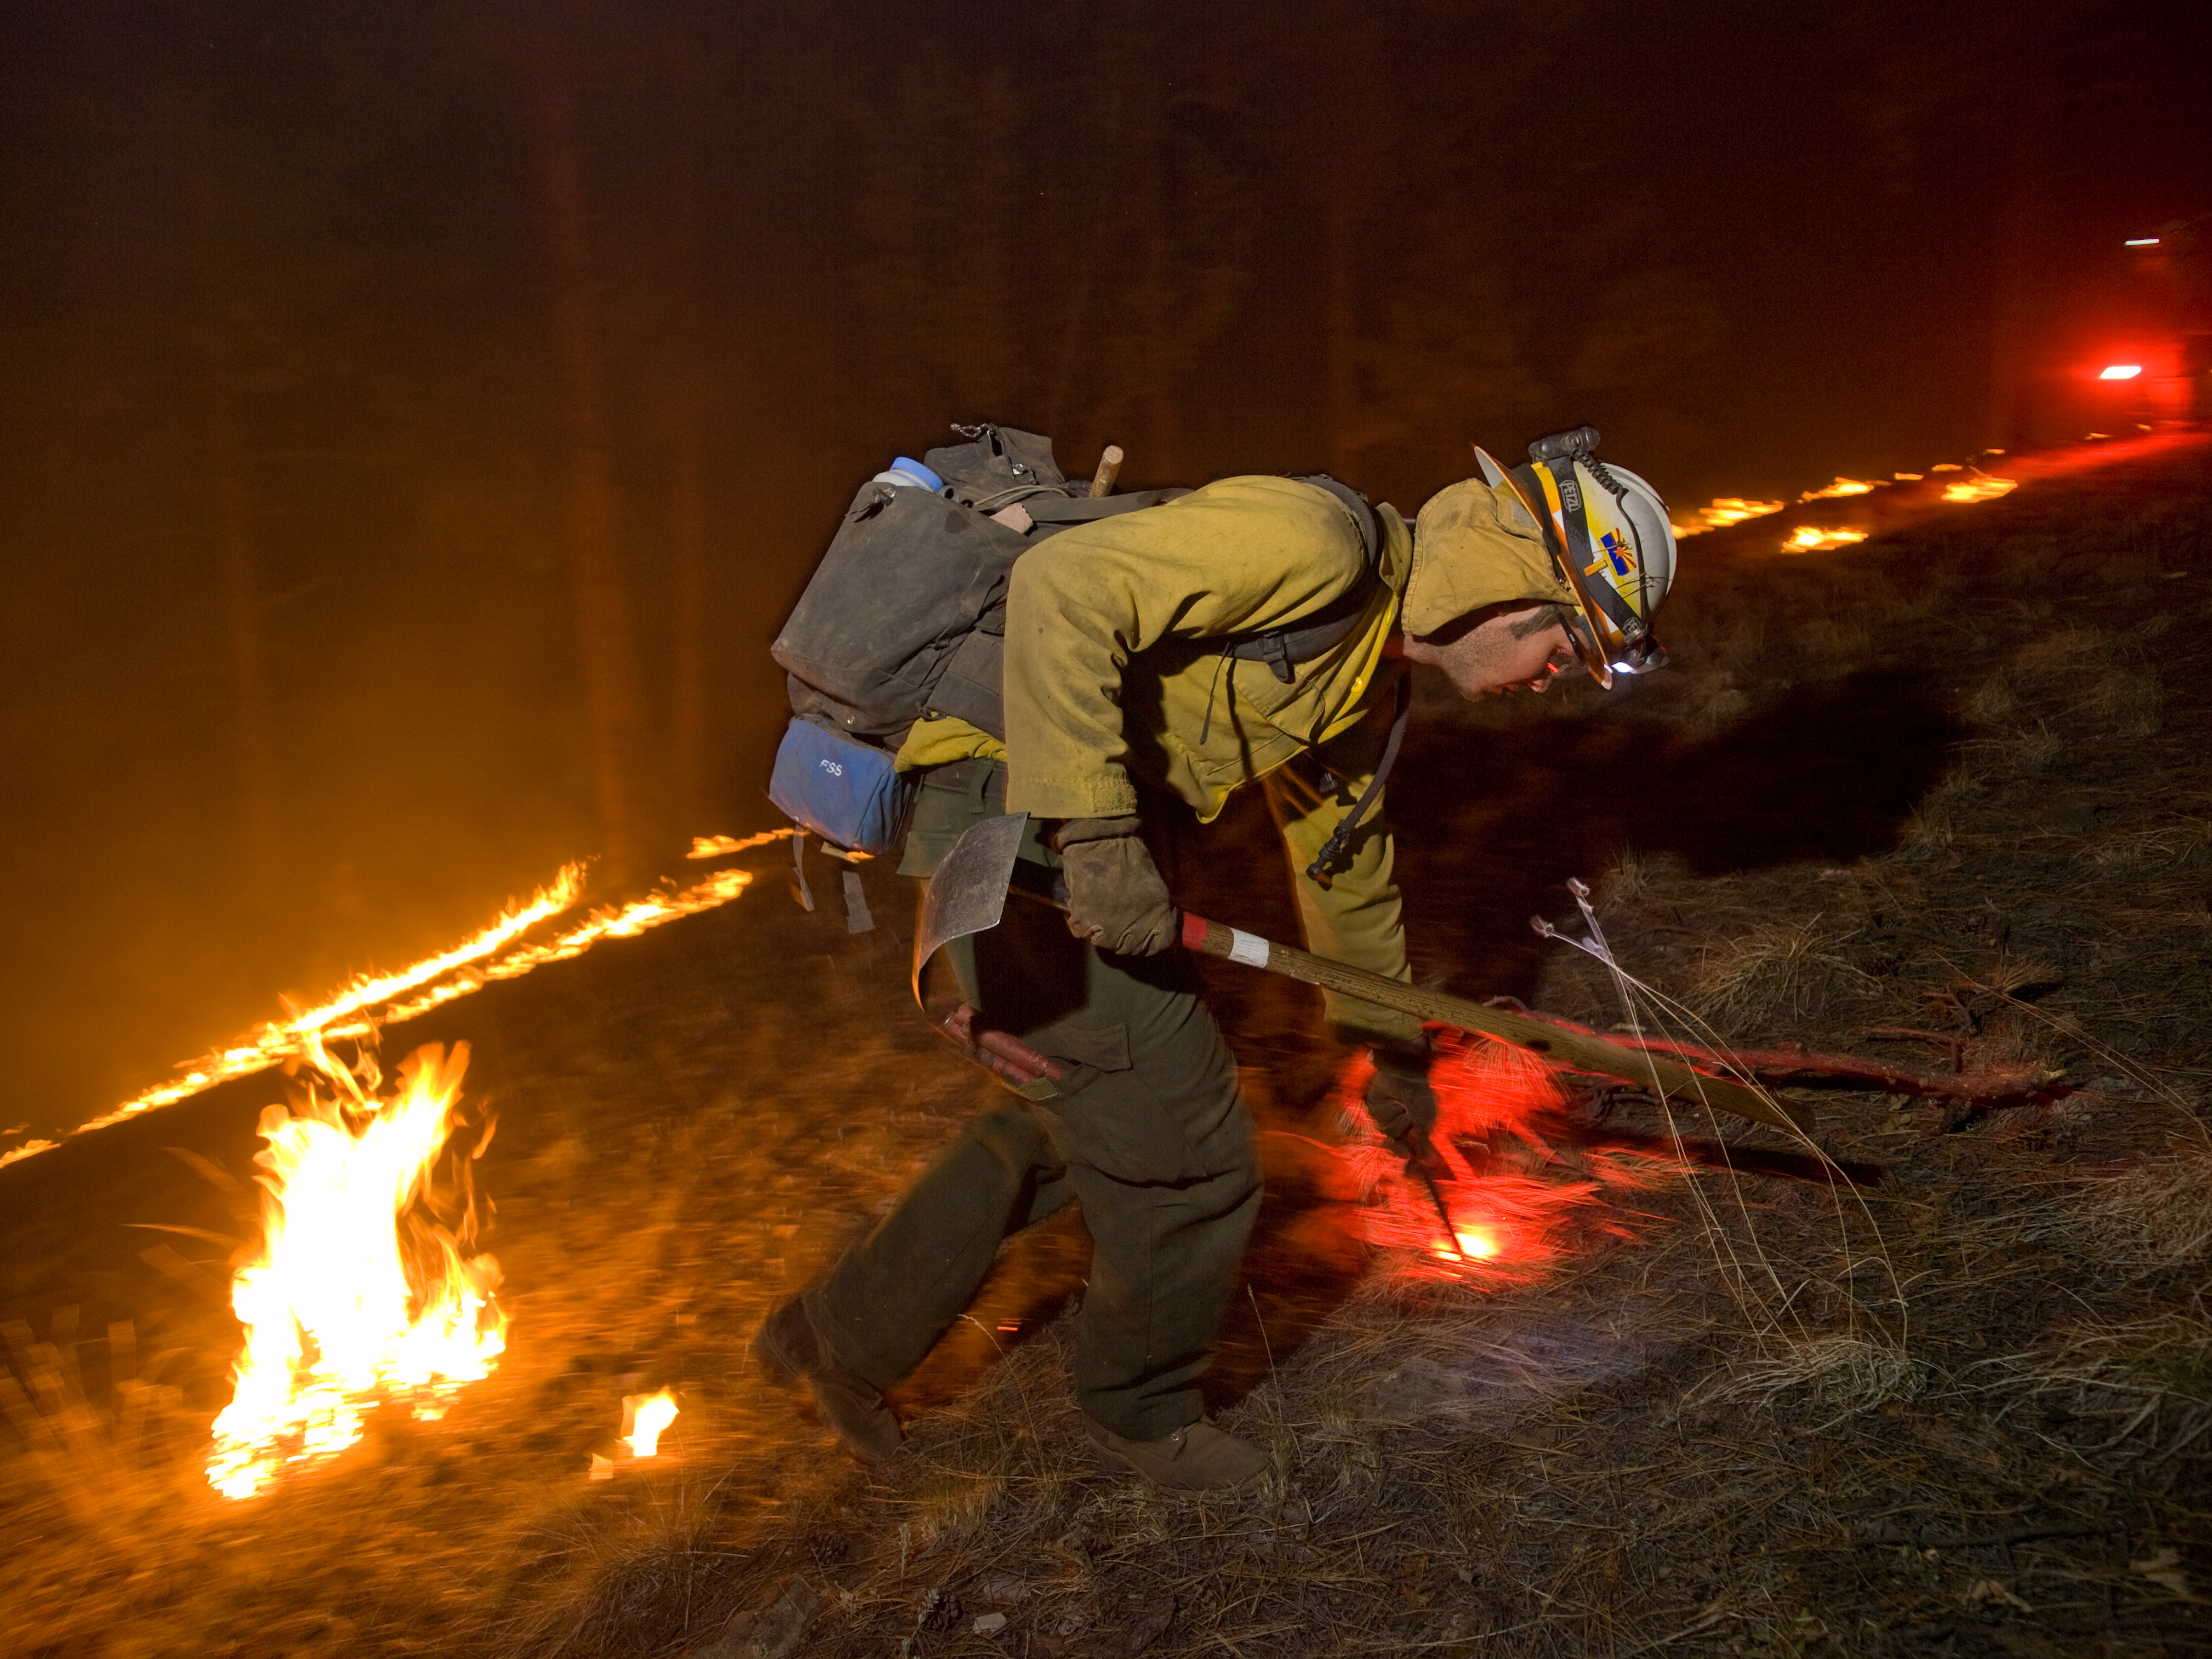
[1498,1006,2069,1107]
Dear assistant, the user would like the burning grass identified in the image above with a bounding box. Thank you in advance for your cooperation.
[4,441,2211,1656]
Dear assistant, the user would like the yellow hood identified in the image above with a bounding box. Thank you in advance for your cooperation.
[1403,476,1573,637]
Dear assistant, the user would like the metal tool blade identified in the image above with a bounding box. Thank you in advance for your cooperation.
[1413,1164,1468,1264]
[912,812,1031,1003]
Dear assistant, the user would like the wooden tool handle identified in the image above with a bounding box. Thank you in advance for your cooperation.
[1089,444,1124,498]
[1178,913,1809,1135]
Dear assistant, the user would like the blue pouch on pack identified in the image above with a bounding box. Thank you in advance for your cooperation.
[768,717,917,856]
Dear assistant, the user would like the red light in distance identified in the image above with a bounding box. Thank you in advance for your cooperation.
[2099,364,2144,381]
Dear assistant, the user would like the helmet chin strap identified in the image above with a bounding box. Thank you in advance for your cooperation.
[1476,433,1667,684]
[1483,455,1619,689]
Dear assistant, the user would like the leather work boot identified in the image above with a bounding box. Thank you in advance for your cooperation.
[752,1295,904,1466]
[1083,1416,1270,1492]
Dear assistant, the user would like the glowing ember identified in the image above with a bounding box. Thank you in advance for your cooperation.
[1782,525,1870,552]
[623,1389,679,1458]
[1671,497,1785,538]
[1799,477,1878,501]
[1942,475,2017,504]
[207,1039,504,1499]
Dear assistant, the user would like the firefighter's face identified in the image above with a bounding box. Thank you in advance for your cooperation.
[1400,604,1576,699]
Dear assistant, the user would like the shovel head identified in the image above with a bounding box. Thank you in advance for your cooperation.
[913,812,1031,1002]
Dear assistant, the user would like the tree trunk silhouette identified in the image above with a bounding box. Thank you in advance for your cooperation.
[176,41,280,906]
[1322,179,1359,481]
[1983,0,2054,452]
[527,39,648,888]
[1129,64,1181,477]
[666,108,711,835]
[668,413,709,833]
[207,382,279,902]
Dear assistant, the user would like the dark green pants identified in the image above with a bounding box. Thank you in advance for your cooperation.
[805,764,1260,1440]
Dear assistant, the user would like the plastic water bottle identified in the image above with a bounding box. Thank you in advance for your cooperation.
[871,456,945,493]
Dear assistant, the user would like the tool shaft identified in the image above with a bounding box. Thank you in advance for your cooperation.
[1089,444,1124,497]
[1175,912,1807,1135]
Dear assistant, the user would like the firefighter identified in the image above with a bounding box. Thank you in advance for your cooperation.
[757,431,1676,1491]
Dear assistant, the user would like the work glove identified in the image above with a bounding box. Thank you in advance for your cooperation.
[1363,1034,1447,1177]
[1051,816,1179,956]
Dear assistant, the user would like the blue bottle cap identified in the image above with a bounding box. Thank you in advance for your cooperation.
[888,457,946,493]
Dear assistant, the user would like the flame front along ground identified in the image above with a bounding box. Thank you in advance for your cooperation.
[1784,526,1870,552]
[207,1039,504,1500]
[3,835,794,1173]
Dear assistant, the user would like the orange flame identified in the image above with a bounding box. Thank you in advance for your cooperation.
[623,1388,679,1458]
[1782,525,1870,553]
[688,828,802,860]
[1659,451,2039,547]
[6,853,773,1172]
[1942,475,2017,504]
[1671,497,1785,538]
[8,867,583,1166]
[207,1040,503,1499]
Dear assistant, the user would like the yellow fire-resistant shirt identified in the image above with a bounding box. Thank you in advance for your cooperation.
[903,475,1421,1040]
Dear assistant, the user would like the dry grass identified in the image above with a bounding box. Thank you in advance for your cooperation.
[1699,1332,1920,1423]
[6,442,2212,1657]
[1975,1304,2212,1469]
[1689,918,1881,1036]
[2046,1142,2212,1265]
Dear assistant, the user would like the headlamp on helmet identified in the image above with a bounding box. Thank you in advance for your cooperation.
[1474,426,1676,690]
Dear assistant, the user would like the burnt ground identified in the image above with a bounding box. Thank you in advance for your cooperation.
[4,438,2211,1658]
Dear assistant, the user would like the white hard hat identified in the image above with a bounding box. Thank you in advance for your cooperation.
[1475,427,1676,689]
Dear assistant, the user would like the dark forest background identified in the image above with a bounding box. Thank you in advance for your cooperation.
[2,0,2204,1138]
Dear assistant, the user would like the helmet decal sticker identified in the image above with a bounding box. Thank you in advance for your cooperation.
[1594,527,1637,578]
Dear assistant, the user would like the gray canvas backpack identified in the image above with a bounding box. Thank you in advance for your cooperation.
[768,422,1383,857]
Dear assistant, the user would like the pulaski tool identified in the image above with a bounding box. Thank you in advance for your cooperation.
[916,813,1813,1138]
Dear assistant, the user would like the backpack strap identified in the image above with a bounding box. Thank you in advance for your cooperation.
[1299,473,1382,563]
[1304,669,1412,882]
[1215,474,1384,684]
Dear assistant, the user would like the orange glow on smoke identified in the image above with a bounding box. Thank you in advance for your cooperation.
[208,1039,503,1499]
